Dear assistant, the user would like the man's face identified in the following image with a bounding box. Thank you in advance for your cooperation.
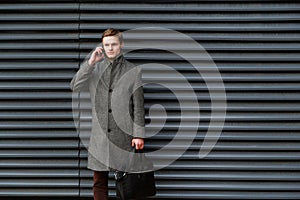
[102,35,123,60]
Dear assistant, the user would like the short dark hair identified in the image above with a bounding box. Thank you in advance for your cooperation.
[101,28,123,43]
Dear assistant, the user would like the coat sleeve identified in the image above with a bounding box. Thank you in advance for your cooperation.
[132,66,145,138]
[70,60,95,92]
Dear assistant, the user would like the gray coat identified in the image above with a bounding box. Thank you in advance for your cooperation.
[70,53,145,171]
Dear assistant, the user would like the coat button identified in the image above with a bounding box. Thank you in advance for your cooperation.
[108,109,112,113]
[108,129,111,132]
[109,89,113,92]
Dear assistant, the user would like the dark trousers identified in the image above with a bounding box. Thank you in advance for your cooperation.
[93,171,109,200]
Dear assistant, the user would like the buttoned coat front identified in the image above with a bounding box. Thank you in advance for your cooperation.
[70,54,145,171]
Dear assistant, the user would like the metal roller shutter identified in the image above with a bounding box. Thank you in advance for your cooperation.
[0,0,80,198]
[79,1,300,199]
[0,0,299,199]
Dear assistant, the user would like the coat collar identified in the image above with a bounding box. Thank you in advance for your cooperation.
[103,52,125,67]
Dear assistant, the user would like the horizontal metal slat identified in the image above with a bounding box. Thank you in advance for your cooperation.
[0,121,75,129]
[166,160,300,171]
[143,73,300,82]
[0,72,73,80]
[0,62,78,70]
[149,131,300,141]
[0,3,78,11]
[0,151,78,159]
[0,92,71,100]
[80,22,300,32]
[155,171,300,181]
[0,179,77,188]
[145,102,300,112]
[140,62,300,72]
[0,159,78,168]
[81,32,300,42]
[0,111,73,119]
[80,52,300,61]
[0,33,78,41]
[155,191,300,199]
[144,93,300,101]
[0,14,78,21]
[0,130,76,139]
[0,52,78,59]
[0,169,78,178]
[81,3,300,12]
[0,24,78,31]
[0,102,72,110]
[0,188,78,197]
[146,123,300,131]
[81,42,300,51]
[145,113,300,122]
[0,82,70,90]
[145,152,300,161]
[147,141,300,151]
[81,13,300,22]
[156,181,300,191]
[0,141,78,149]
[0,42,78,50]
[146,83,300,91]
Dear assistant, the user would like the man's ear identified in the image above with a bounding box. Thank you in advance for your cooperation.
[120,42,124,49]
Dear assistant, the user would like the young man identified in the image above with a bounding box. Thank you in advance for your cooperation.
[70,28,145,200]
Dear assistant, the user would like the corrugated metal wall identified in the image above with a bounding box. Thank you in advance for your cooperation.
[0,0,80,198]
[0,0,300,199]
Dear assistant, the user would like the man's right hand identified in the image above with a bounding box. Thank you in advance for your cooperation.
[88,46,105,66]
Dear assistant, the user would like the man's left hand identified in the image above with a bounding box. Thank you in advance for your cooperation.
[132,138,144,150]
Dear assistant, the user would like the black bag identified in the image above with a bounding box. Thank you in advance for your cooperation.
[114,149,156,200]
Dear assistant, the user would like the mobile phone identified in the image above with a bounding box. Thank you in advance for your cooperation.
[101,44,107,57]
[96,51,103,58]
